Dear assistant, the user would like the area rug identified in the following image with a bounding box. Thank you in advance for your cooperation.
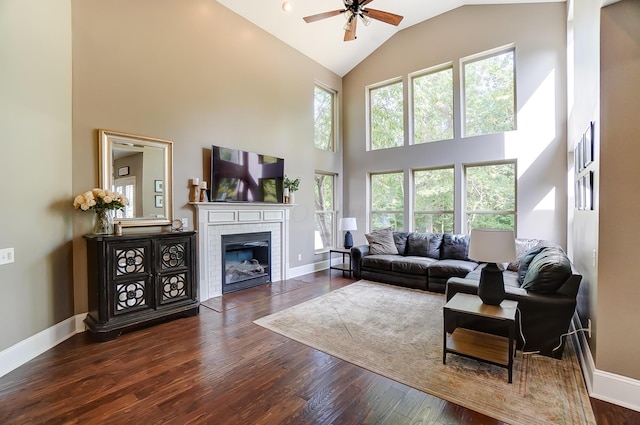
[254,280,595,425]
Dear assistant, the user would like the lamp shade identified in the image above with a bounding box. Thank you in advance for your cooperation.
[339,217,357,231]
[468,229,516,263]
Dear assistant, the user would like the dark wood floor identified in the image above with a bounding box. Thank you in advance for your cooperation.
[0,271,638,424]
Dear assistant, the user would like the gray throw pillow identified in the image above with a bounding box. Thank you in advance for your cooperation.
[393,232,410,256]
[507,238,540,271]
[521,247,572,294]
[365,229,399,255]
[517,244,548,284]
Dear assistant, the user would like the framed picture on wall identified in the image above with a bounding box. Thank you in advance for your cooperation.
[118,166,129,177]
[154,180,163,193]
[584,121,594,167]
[155,195,163,208]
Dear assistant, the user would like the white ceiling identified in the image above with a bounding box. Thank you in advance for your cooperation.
[216,0,562,76]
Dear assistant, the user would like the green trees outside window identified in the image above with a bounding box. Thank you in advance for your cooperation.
[314,85,335,151]
[412,67,454,144]
[466,162,516,231]
[314,173,335,250]
[464,49,516,137]
[370,81,404,150]
[371,172,404,230]
[414,168,454,233]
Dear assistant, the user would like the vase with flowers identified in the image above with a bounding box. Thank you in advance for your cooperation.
[283,175,300,204]
[73,188,129,235]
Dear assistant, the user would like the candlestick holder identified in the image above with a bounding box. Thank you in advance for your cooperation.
[189,178,200,202]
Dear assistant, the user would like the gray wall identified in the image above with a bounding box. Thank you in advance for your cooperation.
[0,0,73,351]
[342,4,568,246]
[71,0,342,313]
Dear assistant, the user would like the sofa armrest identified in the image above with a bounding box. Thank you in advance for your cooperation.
[445,276,578,358]
[350,245,369,279]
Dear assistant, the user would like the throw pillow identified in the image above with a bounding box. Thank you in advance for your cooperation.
[521,247,572,294]
[441,234,470,260]
[517,244,548,284]
[393,232,410,256]
[507,238,540,271]
[406,233,443,259]
[365,229,399,255]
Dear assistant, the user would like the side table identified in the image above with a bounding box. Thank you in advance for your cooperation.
[443,293,518,383]
[329,248,352,277]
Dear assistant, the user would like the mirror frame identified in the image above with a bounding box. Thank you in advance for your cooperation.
[99,129,173,227]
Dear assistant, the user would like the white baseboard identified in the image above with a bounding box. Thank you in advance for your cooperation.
[0,313,86,379]
[288,259,330,279]
[572,315,640,412]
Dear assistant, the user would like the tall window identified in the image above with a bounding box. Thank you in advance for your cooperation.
[371,172,404,230]
[465,162,516,231]
[314,173,336,251]
[369,80,404,150]
[411,66,454,144]
[314,84,335,151]
[413,168,454,233]
[463,48,516,137]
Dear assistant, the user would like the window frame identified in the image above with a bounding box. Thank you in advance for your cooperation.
[314,172,337,253]
[461,45,517,138]
[409,63,454,145]
[369,170,405,231]
[313,82,337,152]
[366,77,405,151]
[412,166,455,233]
[463,160,517,234]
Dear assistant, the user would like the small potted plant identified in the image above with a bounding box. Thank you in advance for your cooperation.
[283,175,300,204]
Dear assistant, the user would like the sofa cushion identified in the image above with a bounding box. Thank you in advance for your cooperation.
[365,229,399,255]
[521,247,572,294]
[517,244,548,284]
[507,238,540,271]
[393,232,410,256]
[429,259,478,278]
[407,233,442,259]
[441,234,470,260]
[391,256,435,274]
[361,255,397,271]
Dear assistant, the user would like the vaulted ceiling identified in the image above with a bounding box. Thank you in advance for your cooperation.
[216,0,563,76]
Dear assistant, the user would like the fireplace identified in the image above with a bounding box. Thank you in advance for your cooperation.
[221,232,271,293]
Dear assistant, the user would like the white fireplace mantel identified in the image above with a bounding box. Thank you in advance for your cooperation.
[192,202,293,301]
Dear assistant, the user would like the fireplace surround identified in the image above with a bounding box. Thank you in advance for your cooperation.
[193,202,292,301]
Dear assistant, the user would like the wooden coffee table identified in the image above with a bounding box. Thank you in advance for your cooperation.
[443,293,518,383]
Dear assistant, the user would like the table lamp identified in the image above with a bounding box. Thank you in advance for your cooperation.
[468,229,516,305]
[339,217,357,249]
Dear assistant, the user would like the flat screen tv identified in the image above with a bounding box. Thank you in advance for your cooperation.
[210,145,284,203]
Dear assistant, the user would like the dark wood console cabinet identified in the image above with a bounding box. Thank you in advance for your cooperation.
[84,231,199,341]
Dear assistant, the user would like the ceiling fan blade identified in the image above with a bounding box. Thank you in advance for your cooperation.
[344,16,358,41]
[360,0,375,6]
[363,8,404,26]
[303,10,344,23]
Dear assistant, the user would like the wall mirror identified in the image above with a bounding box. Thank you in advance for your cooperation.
[99,129,173,227]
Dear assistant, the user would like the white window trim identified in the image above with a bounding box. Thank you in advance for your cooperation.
[314,81,338,152]
[365,76,404,151]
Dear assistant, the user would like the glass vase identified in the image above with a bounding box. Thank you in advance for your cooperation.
[93,209,114,235]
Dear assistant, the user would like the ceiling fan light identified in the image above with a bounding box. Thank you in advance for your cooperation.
[360,14,372,26]
[281,1,293,13]
[343,19,353,31]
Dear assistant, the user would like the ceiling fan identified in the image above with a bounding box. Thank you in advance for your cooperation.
[303,0,404,42]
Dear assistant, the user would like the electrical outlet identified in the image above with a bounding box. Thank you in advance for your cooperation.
[587,319,592,338]
[0,248,15,265]
[297,254,302,261]
[181,218,188,229]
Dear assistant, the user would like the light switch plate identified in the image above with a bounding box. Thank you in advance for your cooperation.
[0,248,15,265]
